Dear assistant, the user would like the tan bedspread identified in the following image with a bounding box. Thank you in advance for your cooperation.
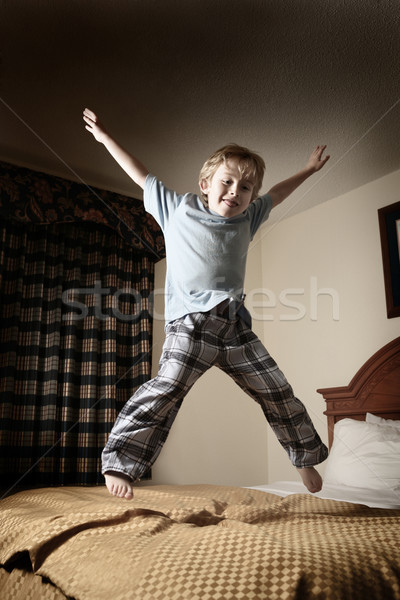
[1,484,400,600]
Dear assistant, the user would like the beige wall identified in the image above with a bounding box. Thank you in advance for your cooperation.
[259,168,400,481]
[149,169,400,486]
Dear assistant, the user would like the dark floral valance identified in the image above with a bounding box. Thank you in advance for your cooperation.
[0,160,165,261]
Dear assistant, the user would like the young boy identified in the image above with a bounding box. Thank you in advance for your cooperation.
[83,107,330,500]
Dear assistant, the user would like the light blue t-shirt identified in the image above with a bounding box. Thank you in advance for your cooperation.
[144,174,273,323]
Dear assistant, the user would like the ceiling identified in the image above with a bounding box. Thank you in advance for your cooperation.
[1,0,399,226]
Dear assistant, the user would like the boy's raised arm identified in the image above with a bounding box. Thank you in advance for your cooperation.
[267,145,330,208]
[83,108,149,190]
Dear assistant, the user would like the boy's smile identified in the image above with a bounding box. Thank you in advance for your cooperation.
[200,158,255,218]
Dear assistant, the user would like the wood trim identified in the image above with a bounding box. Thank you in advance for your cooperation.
[317,336,400,448]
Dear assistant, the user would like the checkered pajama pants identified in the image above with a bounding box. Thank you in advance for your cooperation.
[102,312,328,482]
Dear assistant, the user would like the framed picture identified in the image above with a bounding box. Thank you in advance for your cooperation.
[378,200,400,318]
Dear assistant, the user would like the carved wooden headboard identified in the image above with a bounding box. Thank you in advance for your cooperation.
[317,336,400,448]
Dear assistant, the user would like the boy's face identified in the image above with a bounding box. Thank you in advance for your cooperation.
[200,158,255,218]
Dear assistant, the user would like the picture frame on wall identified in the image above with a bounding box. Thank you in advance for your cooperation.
[378,200,400,319]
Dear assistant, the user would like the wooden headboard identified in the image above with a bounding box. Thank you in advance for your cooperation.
[317,336,400,448]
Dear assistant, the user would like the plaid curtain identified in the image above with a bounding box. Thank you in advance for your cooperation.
[0,162,165,491]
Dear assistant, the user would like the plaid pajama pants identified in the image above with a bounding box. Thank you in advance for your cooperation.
[102,312,328,482]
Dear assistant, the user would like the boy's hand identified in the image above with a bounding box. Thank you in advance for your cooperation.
[268,145,330,208]
[305,145,330,173]
[83,108,109,144]
[82,107,149,190]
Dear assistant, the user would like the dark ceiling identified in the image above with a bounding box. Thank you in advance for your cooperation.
[1,0,399,225]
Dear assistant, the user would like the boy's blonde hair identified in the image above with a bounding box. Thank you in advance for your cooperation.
[199,143,265,203]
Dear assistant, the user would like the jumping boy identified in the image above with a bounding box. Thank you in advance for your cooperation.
[83,107,330,500]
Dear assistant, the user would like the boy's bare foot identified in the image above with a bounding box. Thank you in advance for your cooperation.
[296,466,323,493]
[104,471,134,500]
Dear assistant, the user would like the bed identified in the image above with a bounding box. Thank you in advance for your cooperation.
[250,335,400,510]
[1,337,400,600]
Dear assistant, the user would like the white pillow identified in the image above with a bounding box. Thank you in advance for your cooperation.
[324,418,400,491]
[366,412,400,429]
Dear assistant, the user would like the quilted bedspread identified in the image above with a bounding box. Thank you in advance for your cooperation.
[1,484,400,600]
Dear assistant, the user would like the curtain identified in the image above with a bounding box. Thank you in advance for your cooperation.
[0,161,165,490]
